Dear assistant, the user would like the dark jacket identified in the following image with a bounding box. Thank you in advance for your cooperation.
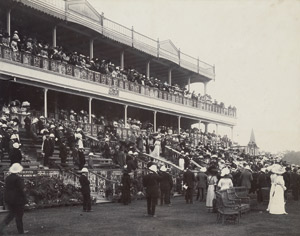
[79,175,90,194]
[183,169,195,188]
[9,148,23,164]
[160,171,173,191]
[4,173,27,206]
[143,172,161,198]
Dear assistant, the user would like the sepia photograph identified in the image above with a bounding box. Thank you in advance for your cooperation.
[0,0,299,235]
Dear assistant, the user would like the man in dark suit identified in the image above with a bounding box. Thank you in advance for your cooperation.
[79,168,92,212]
[159,165,173,206]
[183,165,195,204]
[143,164,161,217]
[42,133,52,167]
[0,163,28,234]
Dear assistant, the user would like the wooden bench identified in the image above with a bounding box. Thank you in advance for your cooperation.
[226,187,250,214]
[216,191,240,224]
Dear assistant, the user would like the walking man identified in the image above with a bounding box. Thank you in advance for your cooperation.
[0,163,28,234]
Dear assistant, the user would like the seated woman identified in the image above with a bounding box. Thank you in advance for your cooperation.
[217,167,233,190]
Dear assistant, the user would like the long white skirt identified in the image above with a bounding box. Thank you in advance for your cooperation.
[269,185,287,215]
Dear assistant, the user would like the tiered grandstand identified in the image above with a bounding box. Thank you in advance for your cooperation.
[0,0,237,208]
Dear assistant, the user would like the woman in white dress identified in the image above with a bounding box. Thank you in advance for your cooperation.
[268,165,287,215]
[206,167,218,212]
[150,135,161,158]
[266,172,277,212]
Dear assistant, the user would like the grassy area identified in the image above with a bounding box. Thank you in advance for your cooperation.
[0,196,299,236]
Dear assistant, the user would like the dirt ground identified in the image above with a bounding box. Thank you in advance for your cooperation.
[0,196,300,236]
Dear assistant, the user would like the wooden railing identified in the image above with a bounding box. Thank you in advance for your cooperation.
[0,45,237,118]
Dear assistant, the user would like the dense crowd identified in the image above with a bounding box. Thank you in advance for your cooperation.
[0,27,237,112]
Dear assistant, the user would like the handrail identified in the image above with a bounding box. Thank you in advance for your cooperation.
[139,151,182,171]
[89,170,119,184]
[165,146,203,169]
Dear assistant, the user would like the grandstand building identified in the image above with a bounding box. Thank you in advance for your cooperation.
[0,0,238,206]
[0,0,237,136]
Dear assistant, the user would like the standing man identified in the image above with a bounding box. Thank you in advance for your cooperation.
[183,165,195,204]
[196,167,207,202]
[0,163,28,234]
[79,168,92,212]
[143,164,161,217]
[159,165,173,206]
[239,165,253,194]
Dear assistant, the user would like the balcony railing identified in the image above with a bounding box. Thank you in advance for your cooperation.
[13,0,214,78]
[0,46,237,118]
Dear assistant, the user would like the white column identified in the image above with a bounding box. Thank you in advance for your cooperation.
[120,50,124,70]
[204,122,208,134]
[52,26,57,47]
[7,9,11,38]
[124,105,128,126]
[89,39,94,59]
[231,126,234,142]
[198,120,201,131]
[216,123,219,135]
[44,89,48,118]
[204,82,208,95]
[168,69,172,85]
[146,61,150,78]
[153,111,157,132]
[178,116,181,134]
[88,97,93,124]
[188,77,191,91]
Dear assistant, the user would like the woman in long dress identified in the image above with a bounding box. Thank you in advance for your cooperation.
[266,172,277,212]
[206,167,218,212]
[150,136,161,158]
[268,165,288,215]
[217,168,233,191]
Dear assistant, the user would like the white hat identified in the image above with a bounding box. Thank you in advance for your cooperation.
[88,152,94,156]
[9,163,23,173]
[221,168,230,177]
[0,135,2,138]
[13,142,20,149]
[32,118,39,124]
[244,165,252,171]
[81,168,89,173]
[160,166,167,172]
[149,165,157,173]
[76,128,82,132]
[133,152,139,156]
[50,124,55,129]
[58,126,64,130]
[49,133,55,138]
[128,151,133,155]
[272,165,286,175]
[39,116,45,119]
[200,167,207,172]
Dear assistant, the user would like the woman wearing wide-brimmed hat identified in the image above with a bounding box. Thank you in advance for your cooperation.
[268,165,288,215]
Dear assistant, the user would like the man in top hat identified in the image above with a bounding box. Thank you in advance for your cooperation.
[79,168,92,212]
[142,164,161,217]
[0,163,28,234]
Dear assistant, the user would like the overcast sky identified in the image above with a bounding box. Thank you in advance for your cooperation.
[89,0,300,153]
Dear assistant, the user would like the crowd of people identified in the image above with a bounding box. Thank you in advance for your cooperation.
[0,26,238,113]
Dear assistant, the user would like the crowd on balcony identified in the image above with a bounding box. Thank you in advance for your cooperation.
[0,27,237,115]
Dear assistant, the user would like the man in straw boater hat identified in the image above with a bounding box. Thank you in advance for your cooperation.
[142,164,161,217]
[0,163,28,234]
[79,168,93,212]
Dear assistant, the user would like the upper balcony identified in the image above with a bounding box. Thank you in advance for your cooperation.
[5,0,215,83]
[0,46,237,127]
